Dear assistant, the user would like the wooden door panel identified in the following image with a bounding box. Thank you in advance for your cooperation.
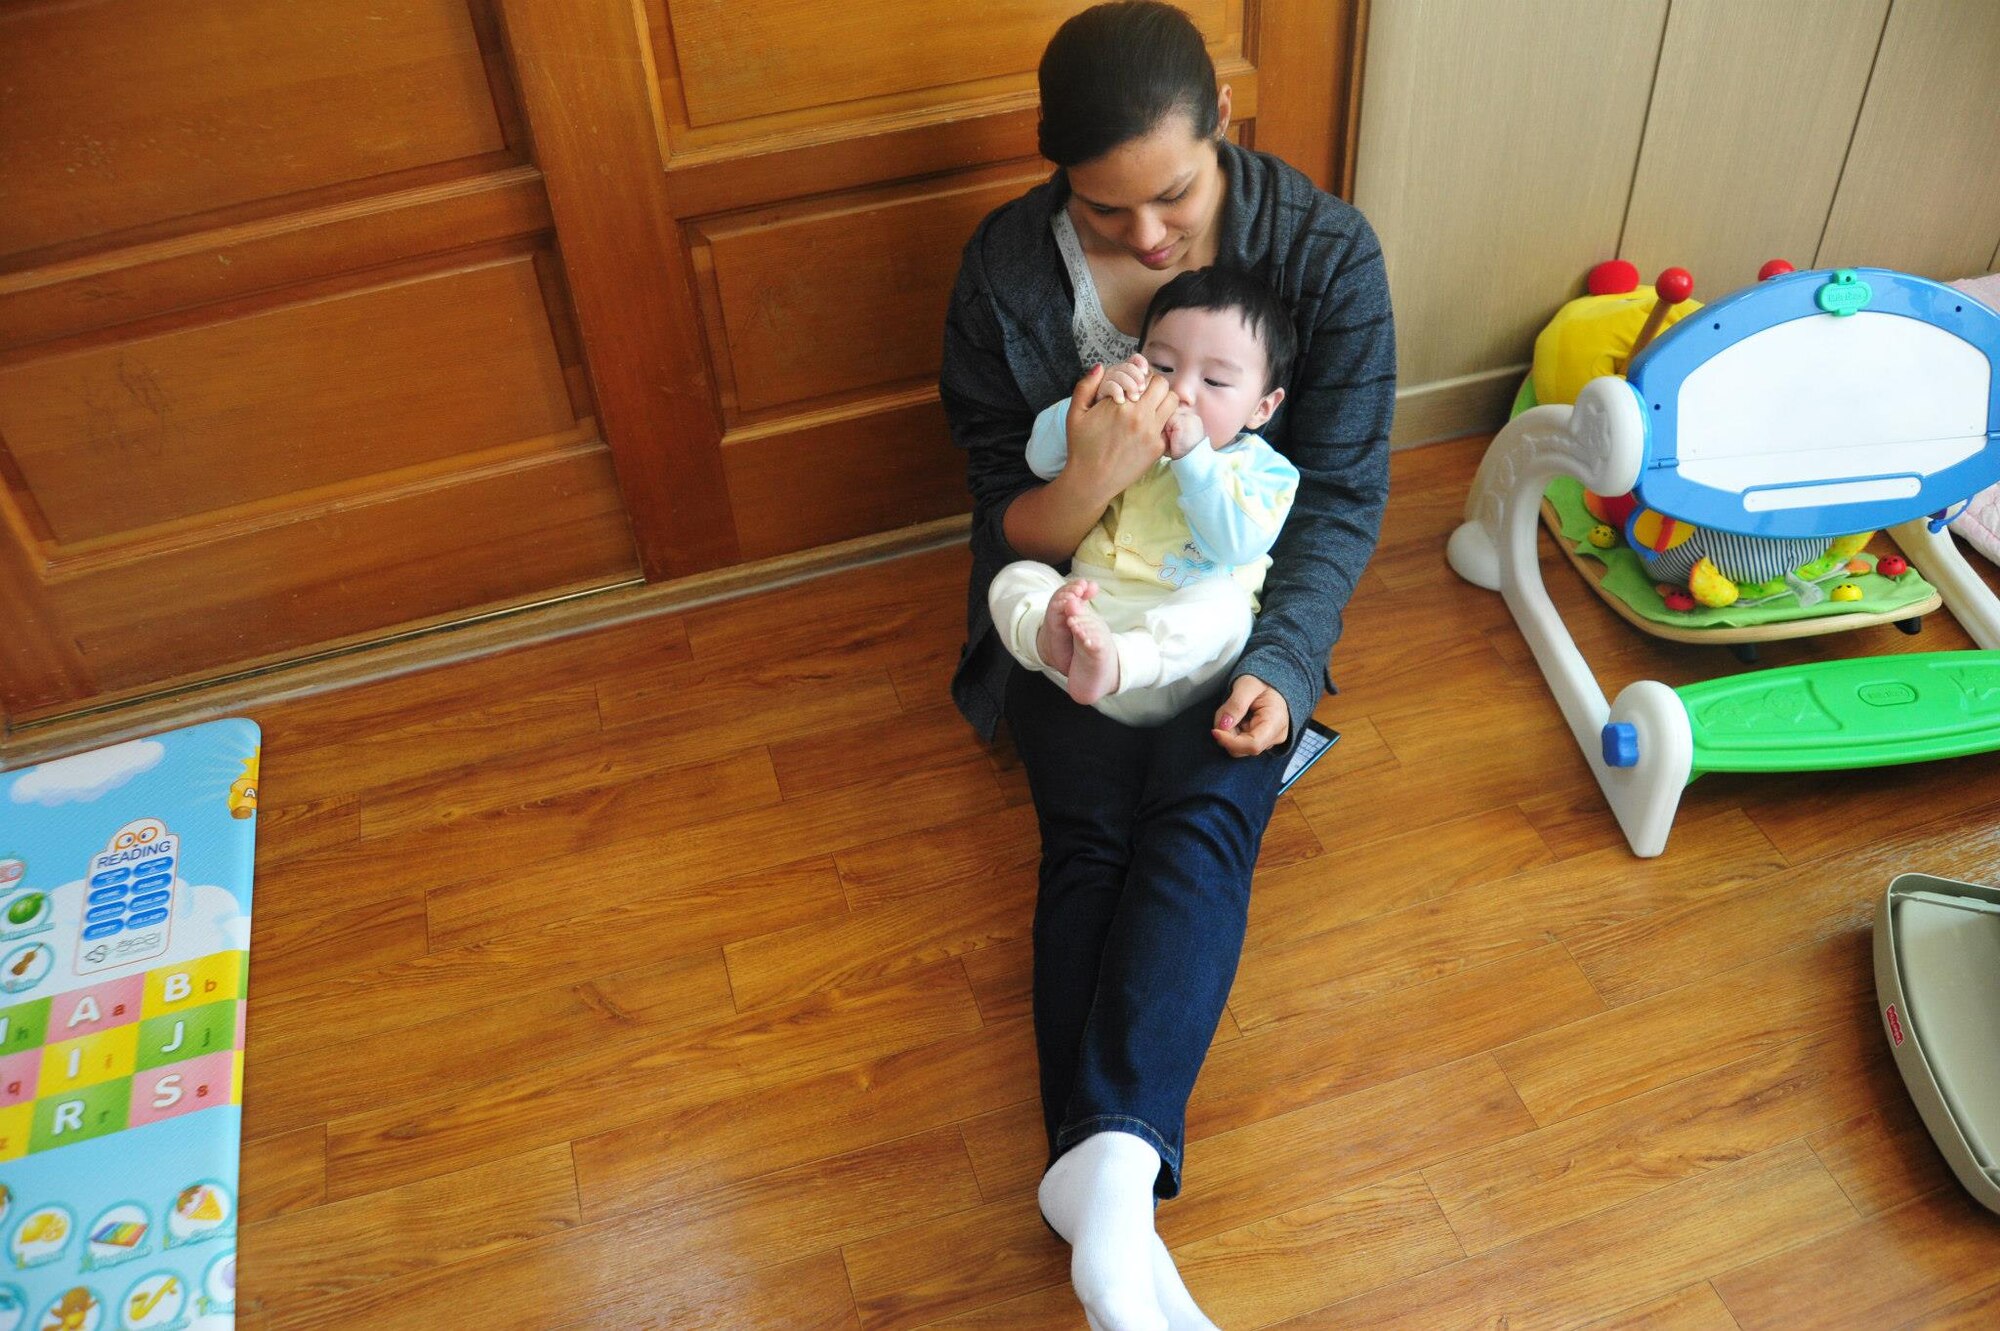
[1,258,577,543]
[0,501,90,717]
[2,0,508,258]
[666,0,1228,128]
[695,172,1043,418]
[52,446,635,691]
[0,0,642,721]
[649,0,1347,564]
[0,171,555,355]
[723,395,964,560]
[650,0,1251,175]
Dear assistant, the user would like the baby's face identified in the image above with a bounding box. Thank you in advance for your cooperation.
[1140,307,1283,448]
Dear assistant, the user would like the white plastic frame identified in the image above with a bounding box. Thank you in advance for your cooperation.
[1447,374,2000,858]
[1446,377,1693,857]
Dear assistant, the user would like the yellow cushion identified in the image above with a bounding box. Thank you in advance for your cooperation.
[1531,287,1702,406]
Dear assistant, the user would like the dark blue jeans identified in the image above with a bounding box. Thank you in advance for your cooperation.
[1004,666,1293,1200]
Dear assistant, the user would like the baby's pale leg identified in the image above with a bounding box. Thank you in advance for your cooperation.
[1044,579,1101,680]
[1093,579,1255,728]
[1065,599,1121,706]
[988,560,1074,680]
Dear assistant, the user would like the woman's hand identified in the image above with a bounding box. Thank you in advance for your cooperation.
[998,365,1176,563]
[1063,364,1176,505]
[1212,674,1290,756]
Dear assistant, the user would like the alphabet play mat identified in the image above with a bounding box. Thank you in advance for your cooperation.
[0,718,258,1331]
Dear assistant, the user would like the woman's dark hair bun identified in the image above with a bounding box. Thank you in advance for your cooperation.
[1037,2,1219,167]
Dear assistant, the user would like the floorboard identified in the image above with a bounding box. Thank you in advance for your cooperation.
[185,435,2000,1326]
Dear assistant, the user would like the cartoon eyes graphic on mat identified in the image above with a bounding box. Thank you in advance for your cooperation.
[111,821,165,851]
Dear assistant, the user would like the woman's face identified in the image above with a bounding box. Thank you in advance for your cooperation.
[1064,99,1228,273]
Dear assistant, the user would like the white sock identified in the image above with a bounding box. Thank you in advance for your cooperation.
[1150,1233,1222,1331]
[1038,1132,1168,1331]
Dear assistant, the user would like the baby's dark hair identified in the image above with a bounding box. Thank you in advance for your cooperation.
[1139,267,1297,394]
[1038,2,1218,167]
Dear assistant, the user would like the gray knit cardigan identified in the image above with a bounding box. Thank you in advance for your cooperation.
[941,140,1395,741]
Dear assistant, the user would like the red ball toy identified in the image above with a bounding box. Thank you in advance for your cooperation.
[1587,260,1640,296]
[1655,267,1695,303]
[1878,555,1909,577]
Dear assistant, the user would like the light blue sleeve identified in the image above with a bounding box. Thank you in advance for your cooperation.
[1171,431,1301,566]
[1025,399,1071,481]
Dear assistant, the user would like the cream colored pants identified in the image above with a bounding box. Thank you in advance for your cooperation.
[988,560,1254,727]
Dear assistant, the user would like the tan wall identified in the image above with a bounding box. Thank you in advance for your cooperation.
[1356,0,2000,446]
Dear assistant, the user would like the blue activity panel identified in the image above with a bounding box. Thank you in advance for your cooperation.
[1628,267,2000,539]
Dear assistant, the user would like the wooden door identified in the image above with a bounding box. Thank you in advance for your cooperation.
[0,0,1360,726]
[0,0,661,725]
[636,0,1363,561]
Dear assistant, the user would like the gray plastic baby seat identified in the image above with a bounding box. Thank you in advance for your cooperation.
[1875,872,2000,1213]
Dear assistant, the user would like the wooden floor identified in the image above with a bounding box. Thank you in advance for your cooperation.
[218,435,2000,1329]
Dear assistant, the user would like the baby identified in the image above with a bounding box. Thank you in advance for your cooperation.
[990,266,1299,725]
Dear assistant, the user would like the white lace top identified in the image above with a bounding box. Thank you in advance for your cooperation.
[1052,209,1140,372]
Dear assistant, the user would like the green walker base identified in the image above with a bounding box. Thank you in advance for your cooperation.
[1679,650,2000,779]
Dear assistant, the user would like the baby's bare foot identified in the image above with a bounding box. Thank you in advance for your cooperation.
[1066,607,1120,705]
[1037,580,1095,675]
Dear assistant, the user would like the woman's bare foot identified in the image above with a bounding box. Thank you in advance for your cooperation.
[1037,579,1096,676]
[1066,605,1120,705]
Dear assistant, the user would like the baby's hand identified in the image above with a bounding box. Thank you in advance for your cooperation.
[1164,406,1206,459]
[1094,354,1150,405]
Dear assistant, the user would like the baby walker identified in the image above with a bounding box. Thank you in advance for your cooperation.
[1516,262,1944,662]
[1447,265,2000,857]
